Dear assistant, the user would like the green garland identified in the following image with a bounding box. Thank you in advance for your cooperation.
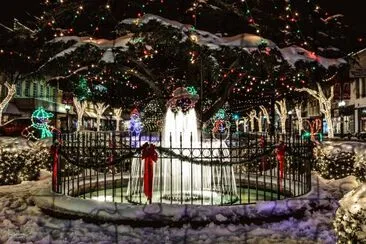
[60,142,312,169]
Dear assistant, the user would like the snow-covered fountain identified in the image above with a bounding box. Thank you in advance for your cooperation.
[127,87,238,204]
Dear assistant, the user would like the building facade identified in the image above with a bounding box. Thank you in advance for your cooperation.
[346,48,366,134]
[2,79,71,129]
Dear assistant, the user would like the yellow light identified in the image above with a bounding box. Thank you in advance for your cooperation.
[190,34,199,42]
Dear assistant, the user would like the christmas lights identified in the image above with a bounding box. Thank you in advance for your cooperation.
[21,107,60,141]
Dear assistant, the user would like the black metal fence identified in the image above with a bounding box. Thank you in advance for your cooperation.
[51,131,313,205]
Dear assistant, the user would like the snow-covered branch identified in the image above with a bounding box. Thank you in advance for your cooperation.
[44,67,89,82]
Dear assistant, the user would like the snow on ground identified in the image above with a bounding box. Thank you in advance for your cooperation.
[0,170,358,243]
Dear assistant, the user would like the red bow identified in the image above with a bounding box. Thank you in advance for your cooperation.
[276,142,286,190]
[142,143,158,203]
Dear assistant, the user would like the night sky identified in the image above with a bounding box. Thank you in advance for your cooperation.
[0,0,364,51]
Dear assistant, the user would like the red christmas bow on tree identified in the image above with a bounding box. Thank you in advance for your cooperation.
[142,142,158,203]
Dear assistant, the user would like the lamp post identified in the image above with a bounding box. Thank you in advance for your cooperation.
[338,100,345,138]
[288,110,293,136]
[109,111,113,130]
[65,104,71,132]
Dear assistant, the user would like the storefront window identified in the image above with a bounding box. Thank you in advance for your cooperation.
[344,116,352,133]
[362,119,366,132]
[323,119,328,134]
[356,79,360,98]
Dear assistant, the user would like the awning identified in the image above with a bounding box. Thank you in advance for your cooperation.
[4,102,22,115]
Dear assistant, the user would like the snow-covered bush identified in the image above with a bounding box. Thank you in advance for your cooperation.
[334,184,366,243]
[0,145,50,185]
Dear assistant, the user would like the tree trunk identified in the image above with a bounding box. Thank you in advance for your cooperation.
[113,108,123,132]
[275,99,287,134]
[255,112,263,132]
[73,98,87,132]
[0,82,16,126]
[96,117,101,131]
[0,108,3,126]
[77,117,83,131]
[324,110,334,138]
[115,118,121,131]
[280,117,286,134]
[295,105,303,135]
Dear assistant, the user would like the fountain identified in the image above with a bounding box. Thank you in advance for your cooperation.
[127,87,238,204]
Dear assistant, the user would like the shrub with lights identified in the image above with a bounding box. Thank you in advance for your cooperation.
[354,153,366,182]
[313,145,355,180]
[0,144,50,185]
[333,184,366,243]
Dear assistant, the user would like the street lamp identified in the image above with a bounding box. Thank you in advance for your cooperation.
[65,104,71,132]
[288,110,293,135]
[338,100,345,138]
[109,111,113,130]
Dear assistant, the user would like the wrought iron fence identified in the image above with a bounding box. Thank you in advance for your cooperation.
[51,131,313,205]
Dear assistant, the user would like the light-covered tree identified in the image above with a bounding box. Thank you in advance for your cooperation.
[254,111,263,133]
[294,102,304,135]
[275,98,288,134]
[73,97,87,131]
[94,102,109,131]
[239,117,249,133]
[296,83,334,138]
[247,110,257,132]
[0,82,16,125]
[113,107,123,131]
[259,105,270,131]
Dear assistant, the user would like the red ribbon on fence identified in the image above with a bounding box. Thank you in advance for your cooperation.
[142,142,158,203]
[50,142,60,192]
[276,141,286,190]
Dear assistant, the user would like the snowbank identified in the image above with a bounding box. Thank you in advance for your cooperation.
[1,171,357,243]
[33,172,354,227]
